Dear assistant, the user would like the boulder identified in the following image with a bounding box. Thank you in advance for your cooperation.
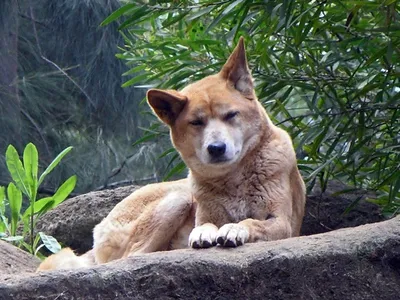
[36,181,386,254]
[35,185,139,253]
[301,180,384,235]
[1,216,399,300]
[0,240,40,281]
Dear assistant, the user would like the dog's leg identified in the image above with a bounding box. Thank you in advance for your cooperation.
[217,188,295,246]
[124,190,193,256]
[214,216,292,246]
[93,180,192,264]
[216,176,300,246]
[188,203,231,248]
[93,215,140,264]
[36,248,95,271]
[238,216,292,242]
[235,171,305,242]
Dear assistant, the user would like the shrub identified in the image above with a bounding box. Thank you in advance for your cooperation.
[0,143,76,255]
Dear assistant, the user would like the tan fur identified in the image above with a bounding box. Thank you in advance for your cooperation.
[37,37,306,271]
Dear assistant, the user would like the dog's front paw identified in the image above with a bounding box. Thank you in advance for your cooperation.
[189,224,218,248]
[216,223,249,247]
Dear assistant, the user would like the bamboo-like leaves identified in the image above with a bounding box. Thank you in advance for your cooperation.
[38,146,73,186]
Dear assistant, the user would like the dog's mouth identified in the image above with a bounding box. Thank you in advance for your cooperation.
[209,156,232,164]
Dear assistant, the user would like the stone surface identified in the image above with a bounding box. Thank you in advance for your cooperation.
[301,180,384,235]
[0,240,40,281]
[1,216,399,300]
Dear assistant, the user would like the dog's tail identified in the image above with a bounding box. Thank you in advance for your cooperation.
[36,248,95,272]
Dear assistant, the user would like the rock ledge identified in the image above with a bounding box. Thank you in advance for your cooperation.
[1,216,399,300]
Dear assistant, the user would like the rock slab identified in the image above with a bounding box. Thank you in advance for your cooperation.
[1,216,399,300]
[0,240,40,281]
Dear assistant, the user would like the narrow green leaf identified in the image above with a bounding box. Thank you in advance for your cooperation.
[118,6,152,30]
[38,146,73,186]
[23,143,39,197]
[7,183,22,236]
[389,176,400,204]
[206,0,244,32]
[132,133,160,148]
[1,235,23,242]
[6,145,30,197]
[307,155,338,181]
[158,148,176,159]
[122,64,147,76]
[24,176,76,219]
[23,197,54,219]
[162,11,190,27]
[50,175,77,208]
[0,223,6,234]
[122,73,150,88]
[100,3,136,26]
[163,161,187,181]
[0,186,5,215]
[343,196,364,215]
[186,6,215,21]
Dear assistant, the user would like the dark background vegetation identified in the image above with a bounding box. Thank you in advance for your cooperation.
[0,0,170,196]
[1,0,399,216]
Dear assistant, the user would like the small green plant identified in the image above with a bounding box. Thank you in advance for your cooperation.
[0,143,76,255]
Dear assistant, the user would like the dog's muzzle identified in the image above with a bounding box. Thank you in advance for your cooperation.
[207,142,228,163]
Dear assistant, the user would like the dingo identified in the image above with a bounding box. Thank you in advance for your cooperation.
[38,38,306,271]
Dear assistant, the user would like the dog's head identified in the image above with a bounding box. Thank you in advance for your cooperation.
[147,38,267,178]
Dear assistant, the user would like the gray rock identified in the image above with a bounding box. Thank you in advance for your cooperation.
[301,180,384,235]
[35,185,139,253]
[0,240,40,281]
[1,216,399,300]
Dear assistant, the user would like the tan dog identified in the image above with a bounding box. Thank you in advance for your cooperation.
[37,38,306,271]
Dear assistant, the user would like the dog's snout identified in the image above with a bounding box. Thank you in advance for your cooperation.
[207,142,226,157]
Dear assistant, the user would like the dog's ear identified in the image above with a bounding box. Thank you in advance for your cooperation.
[220,37,254,99]
[147,89,187,126]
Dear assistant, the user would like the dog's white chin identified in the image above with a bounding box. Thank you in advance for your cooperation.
[186,155,240,179]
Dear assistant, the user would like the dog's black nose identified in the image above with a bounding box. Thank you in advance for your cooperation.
[207,142,226,157]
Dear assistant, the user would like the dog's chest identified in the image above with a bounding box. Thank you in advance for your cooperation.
[193,162,274,223]
[217,178,268,222]
[226,198,249,222]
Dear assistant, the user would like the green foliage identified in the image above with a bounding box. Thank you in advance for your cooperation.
[36,232,62,255]
[109,0,400,216]
[0,143,75,255]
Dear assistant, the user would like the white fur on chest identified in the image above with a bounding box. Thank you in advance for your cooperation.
[224,197,249,222]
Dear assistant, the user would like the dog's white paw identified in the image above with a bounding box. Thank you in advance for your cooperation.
[216,223,249,247]
[189,224,218,248]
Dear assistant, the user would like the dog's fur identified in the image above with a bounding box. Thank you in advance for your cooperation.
[37,38,306,271]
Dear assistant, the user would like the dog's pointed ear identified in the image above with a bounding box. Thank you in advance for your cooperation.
[220,37,254,99]
[147,89,187,126]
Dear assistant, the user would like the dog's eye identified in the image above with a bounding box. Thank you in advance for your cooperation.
[224,111,239,121]
[189,119,204,126]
